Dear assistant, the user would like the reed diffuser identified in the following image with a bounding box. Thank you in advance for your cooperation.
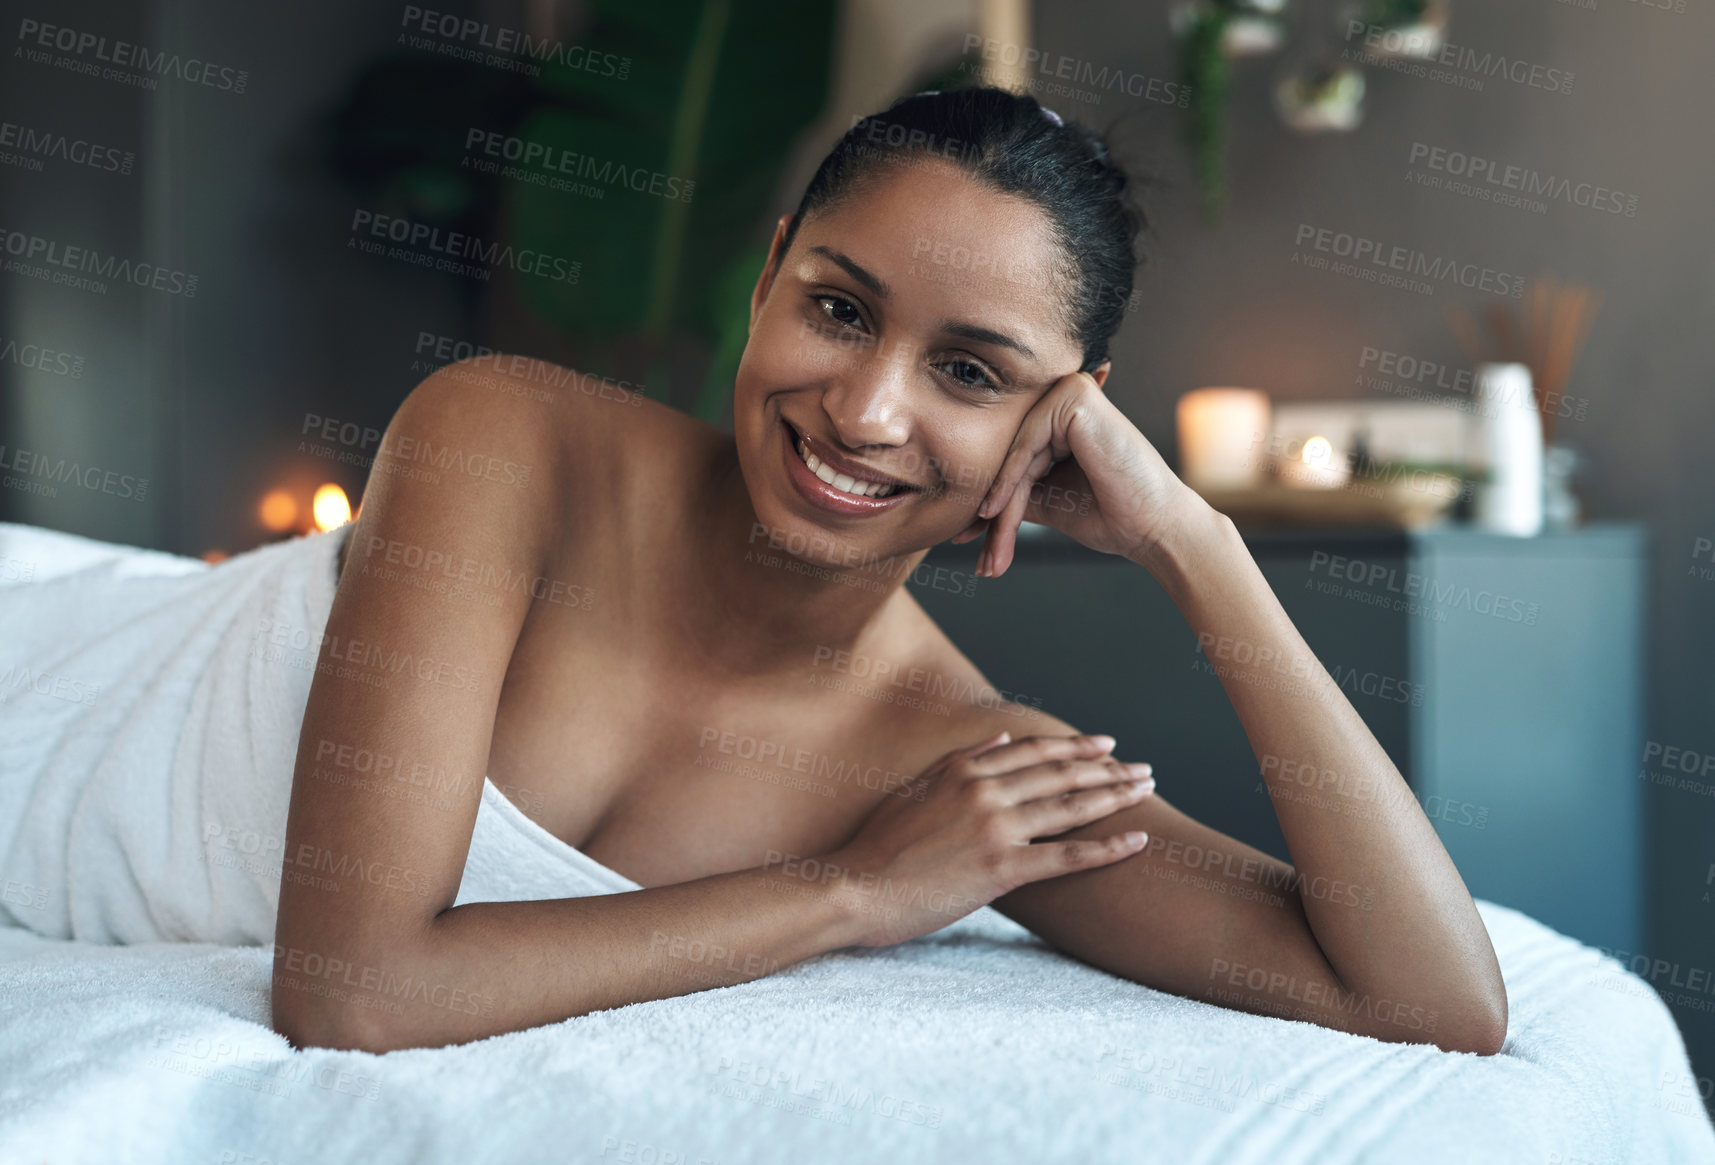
[1447,277,1601,448]
[1449,278,1600,529]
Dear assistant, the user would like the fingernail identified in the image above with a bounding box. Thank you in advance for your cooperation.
[1089,734,1116,750]
[1125,831,1149,847]
[1125,763,1152,778]
[1124,778,1154,796]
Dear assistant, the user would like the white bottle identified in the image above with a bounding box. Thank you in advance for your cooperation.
[1471,363,1544,536]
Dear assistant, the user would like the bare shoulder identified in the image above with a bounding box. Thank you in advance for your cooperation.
[883,594,1085,754]
[351,355,718,563]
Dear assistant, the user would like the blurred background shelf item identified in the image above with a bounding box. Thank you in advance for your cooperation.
[1199,474,1460,529]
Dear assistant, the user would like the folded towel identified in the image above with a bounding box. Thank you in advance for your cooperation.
[0,521,635,948]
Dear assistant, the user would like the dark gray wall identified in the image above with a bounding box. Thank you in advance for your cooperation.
[1035,0,1715,1089]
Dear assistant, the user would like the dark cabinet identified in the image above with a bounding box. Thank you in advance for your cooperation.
[912,523,1646,953]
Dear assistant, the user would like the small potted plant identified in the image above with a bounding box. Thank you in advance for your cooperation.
[1343,0,1450,60]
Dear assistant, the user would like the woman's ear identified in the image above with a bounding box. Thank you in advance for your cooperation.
[749,215,793,335]
[1086,362,1112,391]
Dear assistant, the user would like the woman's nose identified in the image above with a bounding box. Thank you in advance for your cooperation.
[820,344,913,449]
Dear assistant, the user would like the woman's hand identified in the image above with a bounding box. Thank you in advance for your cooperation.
[954,371,1201,578]
[821,731,1155,948]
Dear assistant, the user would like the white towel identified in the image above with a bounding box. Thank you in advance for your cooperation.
[0,900,1709,1164]
[0,521,634,948]
[1,522,1711,1163]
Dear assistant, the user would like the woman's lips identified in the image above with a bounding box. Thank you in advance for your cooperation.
[780,419,915,516]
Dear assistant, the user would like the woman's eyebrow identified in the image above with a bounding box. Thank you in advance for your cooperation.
[807,244,1037,361]
[808,245,889,299]
[941,322,1036,362]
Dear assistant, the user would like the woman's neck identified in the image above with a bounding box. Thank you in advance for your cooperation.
[676,439,931,678]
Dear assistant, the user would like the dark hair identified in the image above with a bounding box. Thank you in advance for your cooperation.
[779,85,1145,374]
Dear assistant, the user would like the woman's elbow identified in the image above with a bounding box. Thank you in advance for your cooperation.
[271,986,398,1054]
[1424,988,1509,1056]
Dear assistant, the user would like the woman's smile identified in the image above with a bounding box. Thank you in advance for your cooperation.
[779,416,919,517]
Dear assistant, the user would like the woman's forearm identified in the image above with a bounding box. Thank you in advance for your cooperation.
[1133,492,1507,1043]
[272,862,870,1053]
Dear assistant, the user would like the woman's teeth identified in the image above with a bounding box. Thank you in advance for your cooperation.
[796,438,899,498]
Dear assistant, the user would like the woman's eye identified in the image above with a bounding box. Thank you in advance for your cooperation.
[815,294,864,330]
[940,359,1001,393]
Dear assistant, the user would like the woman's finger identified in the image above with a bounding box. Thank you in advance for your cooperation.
[949,515,990,545]
[961,732,1116,778]
[1011,832,1151,886]
[987,754,1154,805]
[977,456,1040,577]
[978,373,1088,520]
[1007,777,1156,839]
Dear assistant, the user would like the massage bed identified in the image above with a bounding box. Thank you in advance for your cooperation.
[0,520,1709,1164]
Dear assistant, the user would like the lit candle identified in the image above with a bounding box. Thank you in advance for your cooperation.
[1276,434,1353,490]
[1176,387,1272,491]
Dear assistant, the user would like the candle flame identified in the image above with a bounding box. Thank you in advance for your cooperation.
[312,484,352,531]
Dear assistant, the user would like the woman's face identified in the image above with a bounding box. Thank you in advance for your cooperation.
[731,157,1102,571]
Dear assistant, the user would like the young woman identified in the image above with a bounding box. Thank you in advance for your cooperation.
[1,86,1506,1056]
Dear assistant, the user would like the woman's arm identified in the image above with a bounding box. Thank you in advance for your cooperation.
[271,360,871,1053]
[1148,495,1506,1047]
[968,373,1507,1054]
